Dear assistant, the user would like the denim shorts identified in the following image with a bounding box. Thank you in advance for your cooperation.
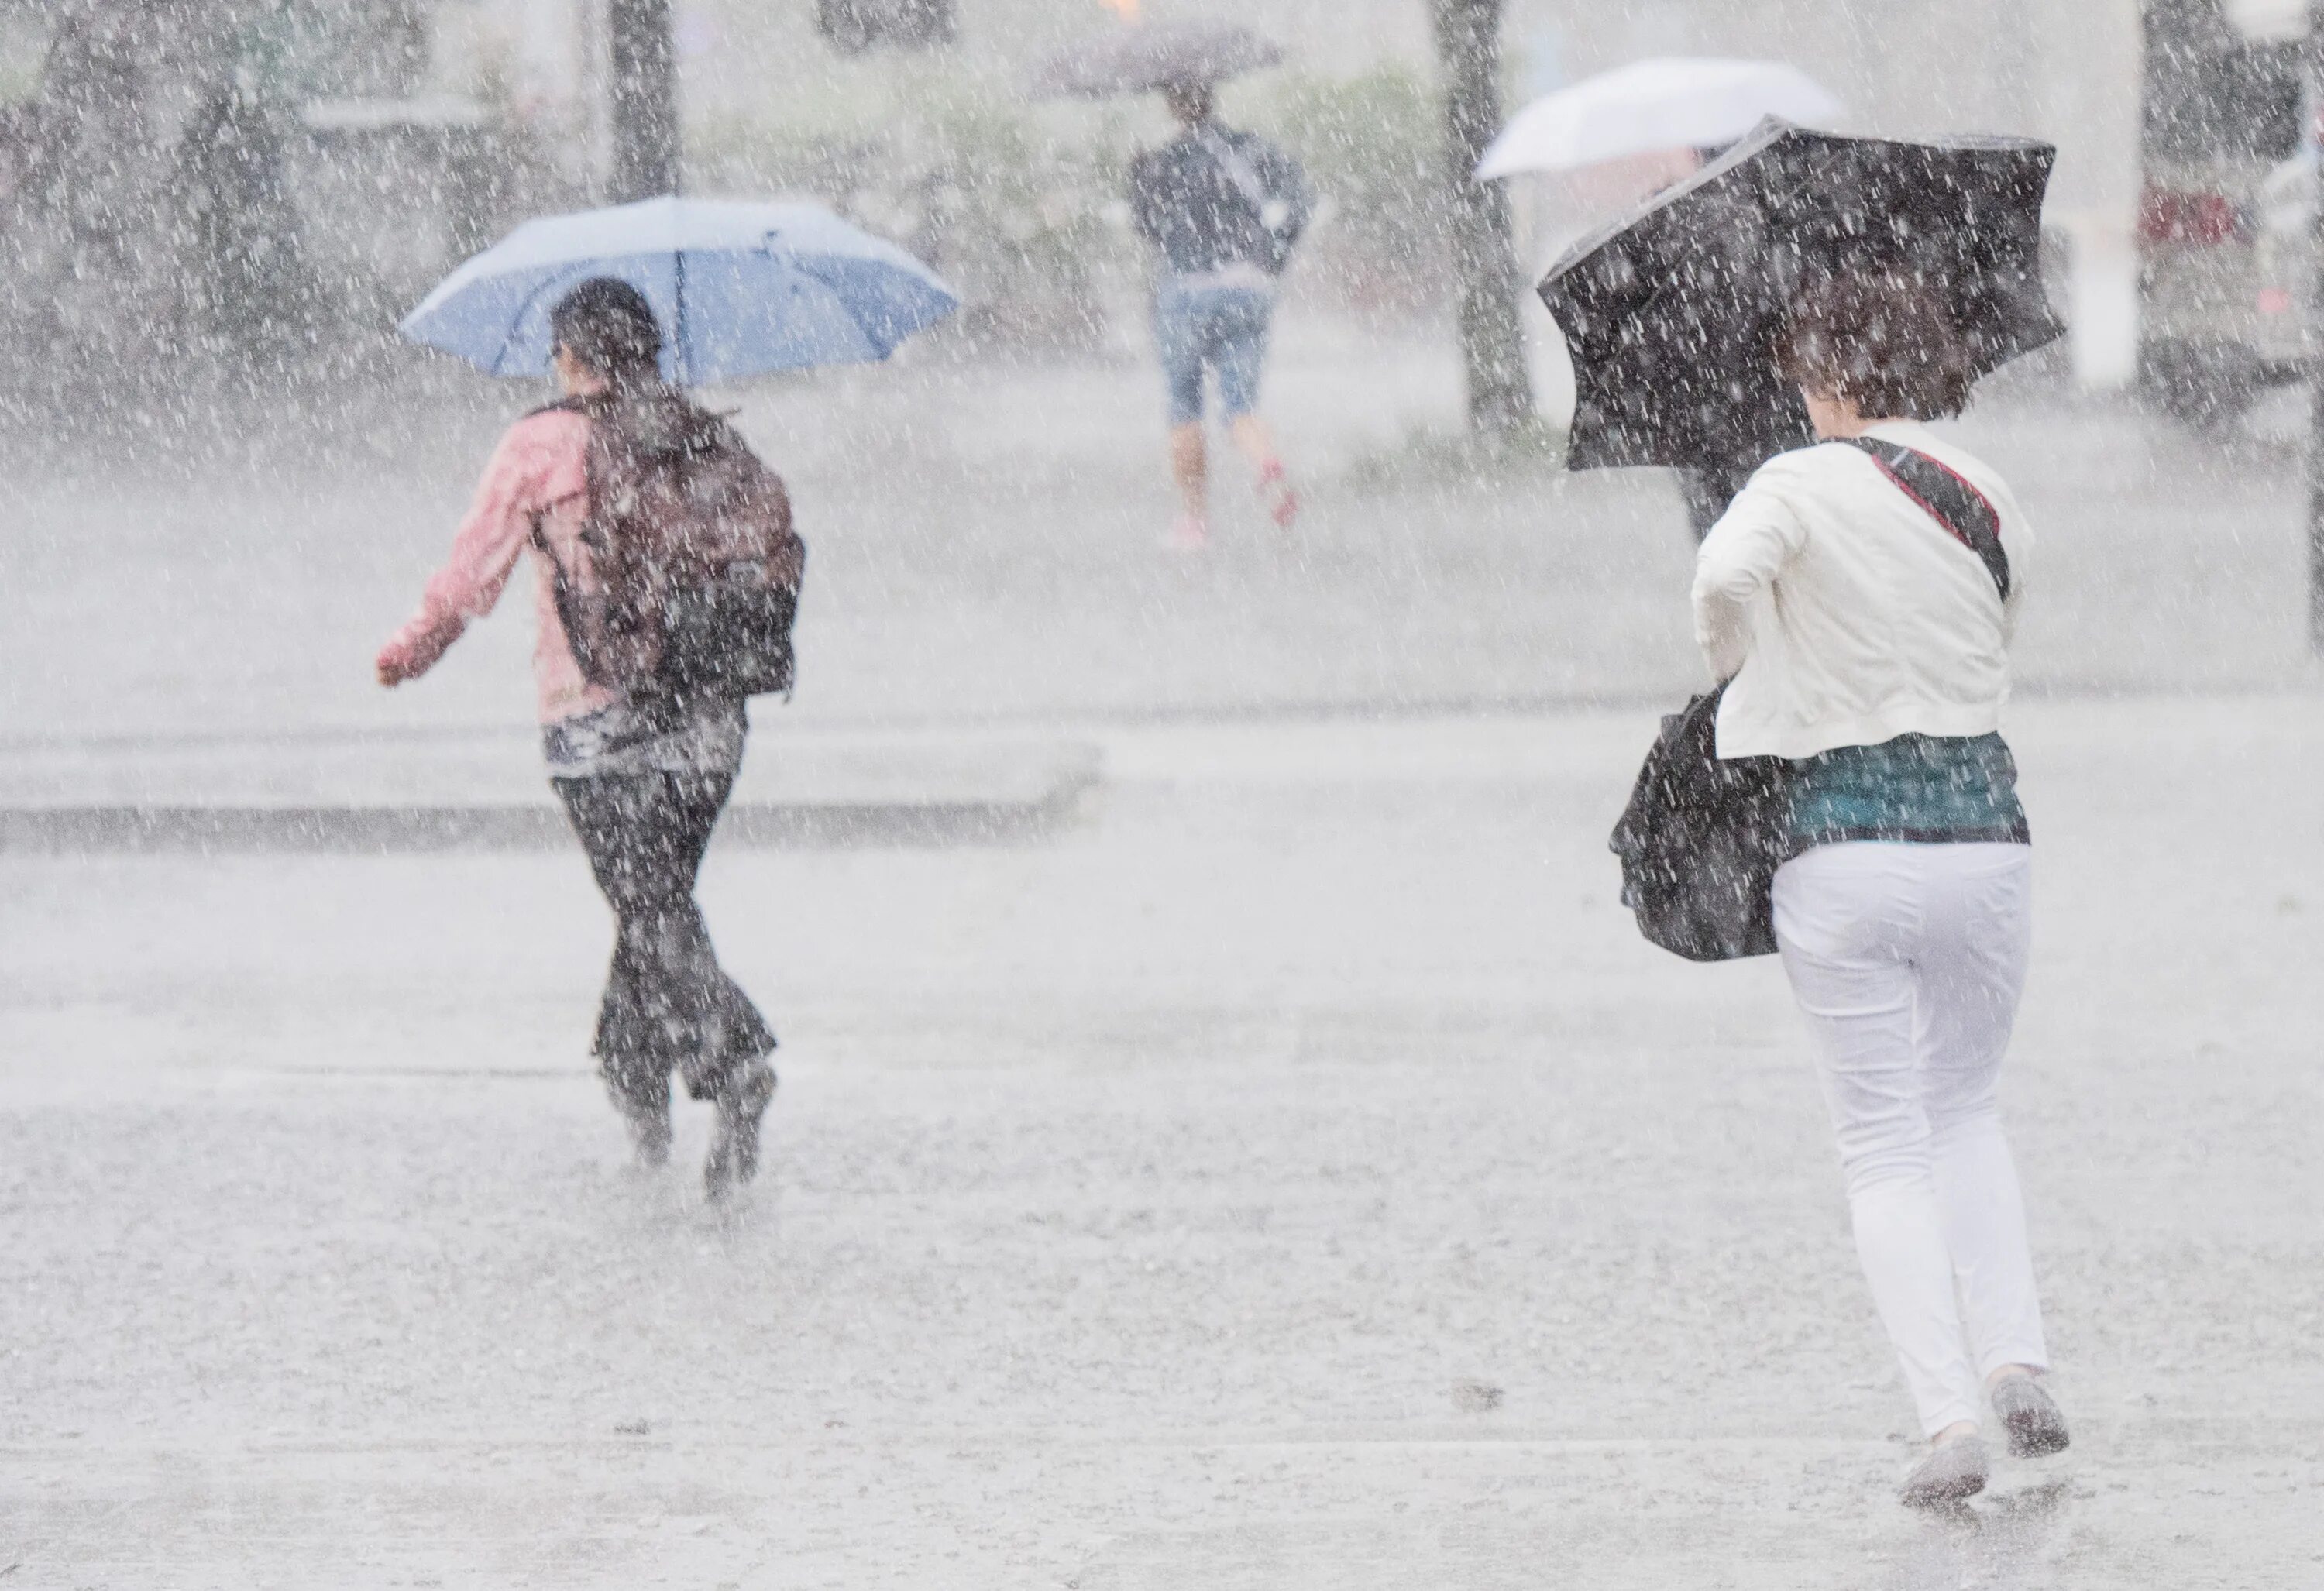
[1153,282,1274,424]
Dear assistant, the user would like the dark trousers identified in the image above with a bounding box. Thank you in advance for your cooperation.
[552,770,775,1110]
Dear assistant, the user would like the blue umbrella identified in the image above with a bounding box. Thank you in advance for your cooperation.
[398,196,958,384]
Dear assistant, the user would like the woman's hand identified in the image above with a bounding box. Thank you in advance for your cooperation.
[375,641,418,688]
[375,628,448,688]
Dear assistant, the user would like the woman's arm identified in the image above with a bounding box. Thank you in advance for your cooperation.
[1690,475,1805,682]
[375,421,559,688]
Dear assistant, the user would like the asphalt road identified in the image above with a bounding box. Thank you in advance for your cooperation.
[5,697,2320,1587]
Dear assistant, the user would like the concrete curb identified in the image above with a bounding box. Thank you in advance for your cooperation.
[0,731,1102,853]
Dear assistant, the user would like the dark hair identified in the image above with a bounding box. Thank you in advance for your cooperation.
[548,277,664,388]
[1777,270,1974,421]
[1163,81,1215,125]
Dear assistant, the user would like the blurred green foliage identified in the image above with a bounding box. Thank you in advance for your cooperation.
[696,82,1140,350]
[693,61,1457,347]
[1268,66,1450,317]
[0,22,43,107]
[237,0,431,103]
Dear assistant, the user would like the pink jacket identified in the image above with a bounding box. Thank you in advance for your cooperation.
[379,408,617,724]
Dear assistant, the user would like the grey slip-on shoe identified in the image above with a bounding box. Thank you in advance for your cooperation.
[1899,1436,1990,1508]
[1991,1376,2071,1459]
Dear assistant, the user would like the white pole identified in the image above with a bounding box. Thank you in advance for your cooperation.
[2027,0,2142,390]
[2063,213,2140,390]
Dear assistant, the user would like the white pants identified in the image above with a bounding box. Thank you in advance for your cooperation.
[1772,842,2050,1435]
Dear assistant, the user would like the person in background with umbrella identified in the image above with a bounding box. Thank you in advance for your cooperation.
[374,279,778,1197]
[1130,79,1312,549]
[1477,60,1842,542]
[1694,269,2068,1507]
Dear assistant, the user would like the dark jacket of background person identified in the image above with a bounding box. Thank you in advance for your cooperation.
[1129,124,1313,278]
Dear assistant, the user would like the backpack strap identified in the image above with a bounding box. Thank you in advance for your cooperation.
[1842,436,2011,603]
[1192,125,1273,220]
[1190,123,1298,273]
[523,396,610,676]
[524,393,600,563]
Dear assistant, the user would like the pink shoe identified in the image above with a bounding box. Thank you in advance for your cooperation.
[1257,462,1300,529]
[1164,514,1210,552]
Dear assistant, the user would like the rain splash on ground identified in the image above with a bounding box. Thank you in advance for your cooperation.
[3,331,2322,1585]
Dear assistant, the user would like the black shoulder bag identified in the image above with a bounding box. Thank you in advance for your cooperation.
[1608,438,2011,961]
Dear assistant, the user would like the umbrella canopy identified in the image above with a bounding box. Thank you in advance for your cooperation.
[1538,119,2062,473]
[399,197,957,385]
[1477,57,1841,180]
[1030,21,1282,98]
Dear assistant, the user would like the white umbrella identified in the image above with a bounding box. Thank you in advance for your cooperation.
[1476,57,1842,180]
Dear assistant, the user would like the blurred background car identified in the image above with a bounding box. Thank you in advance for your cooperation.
[2137,0,2312,428]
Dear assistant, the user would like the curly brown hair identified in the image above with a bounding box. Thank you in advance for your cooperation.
[1776,271,1974,421]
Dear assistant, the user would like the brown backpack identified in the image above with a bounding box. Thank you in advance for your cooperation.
[532,390,806,710]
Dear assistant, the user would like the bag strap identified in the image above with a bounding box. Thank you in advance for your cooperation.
[524,397,610,675]
[1842,437,2011,602]
[1191,124,1276,225]
[525,399,583,575]
[526,393,605,421]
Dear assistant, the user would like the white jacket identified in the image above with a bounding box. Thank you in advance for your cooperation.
[1692,420,2030,761]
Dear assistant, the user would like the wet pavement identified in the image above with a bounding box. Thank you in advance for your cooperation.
[6,334,2319,747]
[6,324,2322,1583]
[5,697,2321,1586]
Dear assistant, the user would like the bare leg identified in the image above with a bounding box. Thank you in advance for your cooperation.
[1226,412,1280,469]
[1169,421,1208,525]
[1229,413,1299,527]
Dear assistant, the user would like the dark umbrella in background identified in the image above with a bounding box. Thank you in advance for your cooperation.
[1538,118,2062,476]
[1030,20,1284,98]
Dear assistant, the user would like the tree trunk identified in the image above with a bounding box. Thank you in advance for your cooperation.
[2309,1,2324,651]
[1429,0,1532,432]
[607,0,679,201]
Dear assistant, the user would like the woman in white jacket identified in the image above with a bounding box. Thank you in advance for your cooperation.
[1693,272,2069,1507]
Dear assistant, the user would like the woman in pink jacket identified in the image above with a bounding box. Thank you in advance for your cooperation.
[376,278,776,1198]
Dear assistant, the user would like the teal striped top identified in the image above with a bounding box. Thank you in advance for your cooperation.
[1785,733,2030,851]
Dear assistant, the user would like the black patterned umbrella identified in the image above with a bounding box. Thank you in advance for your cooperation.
[1030,22,1283,98]
[1538,119,2061,473]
